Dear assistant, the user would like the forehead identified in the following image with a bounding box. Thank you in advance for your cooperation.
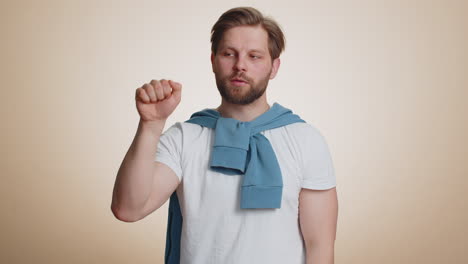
[219,25,269,53]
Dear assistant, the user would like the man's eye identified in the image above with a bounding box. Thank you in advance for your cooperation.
[224,52,234,56]
[251,55,261,59]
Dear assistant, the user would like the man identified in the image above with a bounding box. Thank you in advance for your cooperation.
[111,6,338,264]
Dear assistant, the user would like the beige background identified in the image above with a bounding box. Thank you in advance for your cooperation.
[1,0,467,263]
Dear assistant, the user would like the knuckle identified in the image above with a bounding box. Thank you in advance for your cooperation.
[143,83,152,90]
[149,80,160,88]
[156,88,164,97]
[154,84,162,92]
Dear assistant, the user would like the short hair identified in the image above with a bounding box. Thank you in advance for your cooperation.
[210,7,286,61]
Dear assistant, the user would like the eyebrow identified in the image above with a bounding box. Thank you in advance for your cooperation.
[222,46,266,54]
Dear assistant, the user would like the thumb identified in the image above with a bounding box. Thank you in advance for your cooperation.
[169,80,182,97]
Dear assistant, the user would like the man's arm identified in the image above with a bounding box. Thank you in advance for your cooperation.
[299,187,338,264]
[111,119,179,222]
[111,79,182,222]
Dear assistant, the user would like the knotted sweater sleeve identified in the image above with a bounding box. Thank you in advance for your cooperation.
[155,122,183,181]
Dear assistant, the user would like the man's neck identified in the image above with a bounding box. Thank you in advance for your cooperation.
[215,99,271,122]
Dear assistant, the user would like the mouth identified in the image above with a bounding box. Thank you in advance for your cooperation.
[230,78,249,86]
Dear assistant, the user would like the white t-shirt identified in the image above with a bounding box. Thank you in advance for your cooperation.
[155,120,336,264]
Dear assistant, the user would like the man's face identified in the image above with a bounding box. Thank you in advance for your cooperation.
[211,25,280,105]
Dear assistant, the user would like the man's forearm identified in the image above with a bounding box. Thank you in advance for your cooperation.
[306,243,334,264]
[111,119,166,221]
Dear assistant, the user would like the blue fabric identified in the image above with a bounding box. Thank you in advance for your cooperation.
[164,192,181,264]
[164,102,305,264]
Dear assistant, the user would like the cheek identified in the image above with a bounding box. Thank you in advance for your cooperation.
[213,60,223,70]
[222,59,236,68]
[253,64,271,76]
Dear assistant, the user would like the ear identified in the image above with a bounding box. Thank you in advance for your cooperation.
[211,53,215,73]
[269,57,281,79]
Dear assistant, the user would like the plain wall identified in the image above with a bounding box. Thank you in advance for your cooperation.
[1,0,467,263]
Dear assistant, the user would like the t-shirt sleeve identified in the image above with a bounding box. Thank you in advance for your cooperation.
[297,124,336,190]
[155,122,183,181]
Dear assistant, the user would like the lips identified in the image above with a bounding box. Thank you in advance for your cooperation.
[230,77,250,87]
[231,78,247,83]
[230,79,248,87]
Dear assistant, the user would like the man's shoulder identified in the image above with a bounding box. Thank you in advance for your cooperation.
[161,121,212,142]
[275,122,323,138]
[269,122,330,151]
[164,121,207,132]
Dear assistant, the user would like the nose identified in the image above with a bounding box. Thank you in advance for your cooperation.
[233,55,247,72]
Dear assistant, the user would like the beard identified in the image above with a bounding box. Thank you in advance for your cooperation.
[214,70,271,105]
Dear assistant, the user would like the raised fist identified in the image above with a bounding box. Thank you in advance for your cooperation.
[135,79,182,122]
